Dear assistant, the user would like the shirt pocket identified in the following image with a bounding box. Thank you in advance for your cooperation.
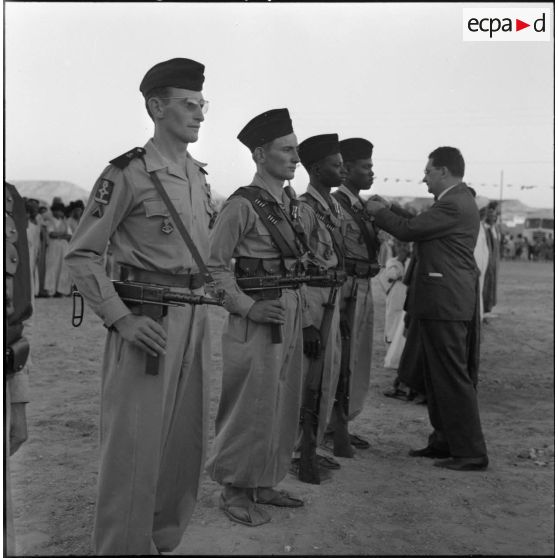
[253,217,277,248]
[342,220,362,244]
[315,225,336,262]
[142,198,186,237]
[143,198,184,218]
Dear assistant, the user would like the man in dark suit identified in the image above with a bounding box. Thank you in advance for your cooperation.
[365,146,488,471]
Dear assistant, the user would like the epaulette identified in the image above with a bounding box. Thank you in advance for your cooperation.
[109,147,146,169]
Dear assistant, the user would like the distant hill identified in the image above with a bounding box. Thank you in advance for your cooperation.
[9,180,90,205]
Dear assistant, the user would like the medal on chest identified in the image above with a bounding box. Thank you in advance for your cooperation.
[161,217,174,235]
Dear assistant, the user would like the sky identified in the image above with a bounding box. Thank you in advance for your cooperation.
[5,2,555,208]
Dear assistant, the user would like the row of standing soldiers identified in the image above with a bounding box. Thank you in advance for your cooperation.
[61,58,486,555]
[65,112,381,552]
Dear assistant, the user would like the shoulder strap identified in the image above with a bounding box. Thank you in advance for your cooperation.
[333,190,378,261]
[232,185,304,259]
[146,166,214,284]
[110,147,146,169]
[299,193,345,265]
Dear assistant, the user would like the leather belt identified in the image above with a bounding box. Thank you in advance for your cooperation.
[344,258,381,279]
[120,265,205,290]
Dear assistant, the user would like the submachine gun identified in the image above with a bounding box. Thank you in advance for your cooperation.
[235,268,346,343]
[72,280,225,375]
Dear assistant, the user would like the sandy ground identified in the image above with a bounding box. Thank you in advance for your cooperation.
[9,260,554,556]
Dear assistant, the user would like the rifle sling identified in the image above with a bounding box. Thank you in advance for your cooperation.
[146,167,214,284]
[299,192,345,265]
[232,185,303,259]
[333,190,378,262]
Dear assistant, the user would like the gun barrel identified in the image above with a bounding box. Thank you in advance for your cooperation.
[161,292,224,306]
[237,272,346,291]
[113,281,224,307]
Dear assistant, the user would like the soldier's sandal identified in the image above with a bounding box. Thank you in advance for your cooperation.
[254,488,304,507]
[219,493,271,526]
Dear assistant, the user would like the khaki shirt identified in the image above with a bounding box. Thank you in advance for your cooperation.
[65,139,215,327]
[208,173,304,318]
[335,185,377,262]
[298,185,341,270]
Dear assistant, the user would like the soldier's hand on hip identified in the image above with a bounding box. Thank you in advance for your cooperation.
[247,300,285,324]
[113,313,167,357]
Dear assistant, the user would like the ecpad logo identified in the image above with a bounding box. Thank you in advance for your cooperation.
[463,8,551,41]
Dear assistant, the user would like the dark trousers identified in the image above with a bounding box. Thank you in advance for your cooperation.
[419,319,487,458]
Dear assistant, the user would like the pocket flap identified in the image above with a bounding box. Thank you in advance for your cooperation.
[261,259,283,275]
[236,257,261,276]
[143,198,184,218]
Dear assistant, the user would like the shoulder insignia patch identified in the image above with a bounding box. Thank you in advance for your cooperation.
[109,147,146,169]
[94,178,114,205]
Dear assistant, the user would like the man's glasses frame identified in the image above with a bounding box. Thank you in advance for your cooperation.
[158,97,209,114]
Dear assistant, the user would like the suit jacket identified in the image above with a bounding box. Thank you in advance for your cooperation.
[374,183,479,321]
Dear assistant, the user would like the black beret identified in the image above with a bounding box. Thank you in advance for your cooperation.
[237,108,294,151]
[140,57,205,97]
[339,138,374,162]
[298,134,340,168]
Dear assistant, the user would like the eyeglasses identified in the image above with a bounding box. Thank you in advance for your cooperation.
[158,97,210,114]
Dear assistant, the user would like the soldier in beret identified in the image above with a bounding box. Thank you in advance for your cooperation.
[290,133,346,480]
[324,138,380,451]
[65,57,215,554]
[206,108,306,526]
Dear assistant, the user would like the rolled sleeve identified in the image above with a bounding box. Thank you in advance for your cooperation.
[207,199,256,318]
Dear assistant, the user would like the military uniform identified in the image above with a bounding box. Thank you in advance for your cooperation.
[297,186,342,443]
[333,185,379,420]
[65,138,215,554]
[206,172,305,488]
[5,182,33,556]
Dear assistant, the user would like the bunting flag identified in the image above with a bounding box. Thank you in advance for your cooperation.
[375,177,552,189]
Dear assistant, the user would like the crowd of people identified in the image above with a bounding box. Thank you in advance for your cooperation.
[8,56,504,555]
[501,232,554,262]
[23,197,85,298]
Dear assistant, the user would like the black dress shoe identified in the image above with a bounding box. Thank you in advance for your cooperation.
[434,456,489,471]
[408,446,451,459]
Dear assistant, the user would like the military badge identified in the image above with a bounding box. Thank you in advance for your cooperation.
[161,217,174,235]
[91,178,114,218]
[94,179,114,205]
